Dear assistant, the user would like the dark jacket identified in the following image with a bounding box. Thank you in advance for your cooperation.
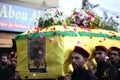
[0,63,15,80]
[71,68,96,80]
[95,62,118,80]
[118,61,120,80]
[111,61,120,80]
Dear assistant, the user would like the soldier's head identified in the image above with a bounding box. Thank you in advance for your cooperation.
[71,46,90,69]
[109,46,120,63]
[1,53,10,65]
[94,45,108,63]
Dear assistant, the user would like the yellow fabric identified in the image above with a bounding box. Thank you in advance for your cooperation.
[16,26,120,79]
[16,37,62,79]
[22,25,92,34]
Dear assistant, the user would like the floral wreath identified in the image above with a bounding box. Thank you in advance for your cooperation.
[37,8,104,29]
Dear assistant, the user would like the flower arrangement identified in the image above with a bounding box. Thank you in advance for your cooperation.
[38,8,65,28]
[37,8,104,29]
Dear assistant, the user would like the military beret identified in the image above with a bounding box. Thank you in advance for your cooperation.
[109,46,120,54]
[73,46,90,58]
[95,45,108,53]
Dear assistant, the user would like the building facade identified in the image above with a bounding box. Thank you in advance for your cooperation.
[0,1,58,55]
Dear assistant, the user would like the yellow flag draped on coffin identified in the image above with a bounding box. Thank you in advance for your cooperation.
[15,25,120,79]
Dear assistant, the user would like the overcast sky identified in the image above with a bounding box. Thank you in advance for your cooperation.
[59,0,120,31]
[59,0,120,16]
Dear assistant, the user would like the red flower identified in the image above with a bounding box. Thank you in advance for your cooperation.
[79,13,82,16]
[80,26,84,28]
[50,38,54,42]
[45,27,48,30]
[53,28,56,30]
[86,10,95,17]
[40,35,44,39]
[64,25,67,29]
[40,28,42,31]
[74,28,77,32]
[73,12,79,15]
[77,41,80,44]
[50,28,52,31]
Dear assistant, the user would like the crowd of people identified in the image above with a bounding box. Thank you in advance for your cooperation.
[61,45,120,80]
[0,45,120,80]
[0,51,19,80]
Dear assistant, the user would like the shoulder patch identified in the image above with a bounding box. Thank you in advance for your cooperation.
[102,68,109,78]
